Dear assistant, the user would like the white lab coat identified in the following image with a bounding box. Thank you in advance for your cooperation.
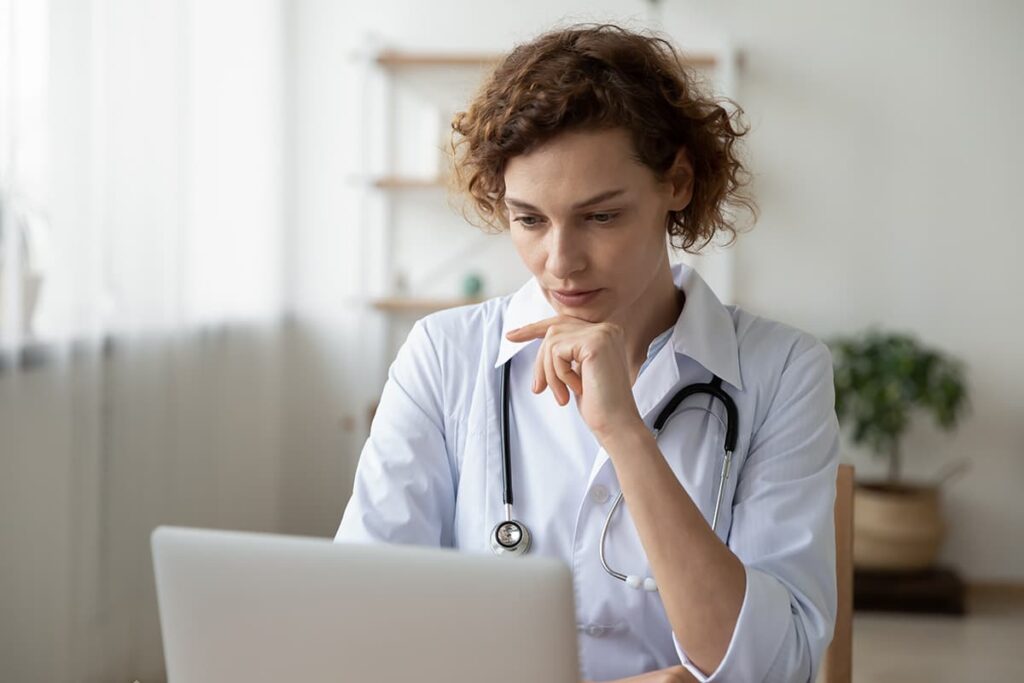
[336,262,839,683]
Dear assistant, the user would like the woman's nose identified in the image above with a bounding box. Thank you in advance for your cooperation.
[545,226,586,279]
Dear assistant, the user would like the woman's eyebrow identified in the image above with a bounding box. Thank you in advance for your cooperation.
[505,188,627,212]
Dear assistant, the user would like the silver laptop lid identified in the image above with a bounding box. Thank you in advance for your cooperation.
[152,526,580,683]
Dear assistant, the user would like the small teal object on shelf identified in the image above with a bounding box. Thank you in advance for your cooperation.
[461,272,484,298]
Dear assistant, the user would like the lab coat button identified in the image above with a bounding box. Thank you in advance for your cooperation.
[585,625,607,637]
[590,485,610,504]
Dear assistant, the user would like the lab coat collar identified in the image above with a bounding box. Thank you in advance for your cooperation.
[493,262,744,392]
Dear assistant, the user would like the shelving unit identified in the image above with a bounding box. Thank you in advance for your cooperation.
[353,39,505,425]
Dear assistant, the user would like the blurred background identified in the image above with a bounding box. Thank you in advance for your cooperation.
[1,1,1021,681]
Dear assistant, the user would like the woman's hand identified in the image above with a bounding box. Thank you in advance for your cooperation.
[505,315,644,440]
[582,664,697,683]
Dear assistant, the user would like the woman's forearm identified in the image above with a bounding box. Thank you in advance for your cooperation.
[597,421,746,677]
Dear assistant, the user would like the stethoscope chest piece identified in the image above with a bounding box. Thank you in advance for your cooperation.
[490,518,531,556]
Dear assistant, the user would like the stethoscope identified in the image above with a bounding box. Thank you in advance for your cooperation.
[490,358,739,593]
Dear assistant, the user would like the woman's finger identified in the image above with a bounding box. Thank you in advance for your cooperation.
[532,338,546,393]
[552,343,583,397]
[543,342,569,405]
[535,325,562,397]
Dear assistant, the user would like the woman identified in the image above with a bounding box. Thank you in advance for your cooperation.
[336,23,839,683]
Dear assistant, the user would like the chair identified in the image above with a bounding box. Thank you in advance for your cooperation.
[821,463,854,683]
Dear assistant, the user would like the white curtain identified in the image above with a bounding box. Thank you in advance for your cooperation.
[0,1,316,680]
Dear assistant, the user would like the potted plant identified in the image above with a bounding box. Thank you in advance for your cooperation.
[828,330,969,570]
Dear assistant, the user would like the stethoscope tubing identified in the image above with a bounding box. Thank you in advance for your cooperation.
[494,358,739,590]
[500,359,514,507]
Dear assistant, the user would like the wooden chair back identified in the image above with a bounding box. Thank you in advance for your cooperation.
[822,463,854,683]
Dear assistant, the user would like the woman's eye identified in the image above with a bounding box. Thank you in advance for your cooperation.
[514,216,543,228]
[589,212,617,224]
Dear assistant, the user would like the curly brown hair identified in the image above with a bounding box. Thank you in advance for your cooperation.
[447,23,757,252]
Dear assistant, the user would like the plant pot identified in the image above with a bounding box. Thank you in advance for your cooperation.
[853,481,946,570]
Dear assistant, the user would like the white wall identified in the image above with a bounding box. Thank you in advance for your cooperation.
[291,0,1024,581]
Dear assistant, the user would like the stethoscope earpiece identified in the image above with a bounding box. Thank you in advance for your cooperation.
[625,575,659,592]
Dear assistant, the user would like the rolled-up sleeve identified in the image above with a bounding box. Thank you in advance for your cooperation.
[673,338,840,683]
[335,319,456,547]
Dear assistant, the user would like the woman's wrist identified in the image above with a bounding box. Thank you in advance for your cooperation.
[593,415,651,454]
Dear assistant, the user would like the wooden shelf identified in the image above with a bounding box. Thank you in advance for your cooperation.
[376,51,502,68]
[372,175,446,189]
[679,51,719,69]
[370,296,483,313]
[375,49,720,70]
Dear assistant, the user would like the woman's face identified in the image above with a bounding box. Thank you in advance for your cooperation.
[503,126,692,324]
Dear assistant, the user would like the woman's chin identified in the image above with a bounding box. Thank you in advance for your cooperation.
[548,298,612,323]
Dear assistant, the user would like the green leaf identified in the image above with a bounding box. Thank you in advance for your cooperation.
[825,329,969,473]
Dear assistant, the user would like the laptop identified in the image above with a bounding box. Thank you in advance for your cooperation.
[151,526,581,683]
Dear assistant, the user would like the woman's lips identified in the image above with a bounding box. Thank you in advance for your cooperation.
[550,288,602,306]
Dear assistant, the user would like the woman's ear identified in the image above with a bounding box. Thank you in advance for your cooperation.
[667,146,694,212]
